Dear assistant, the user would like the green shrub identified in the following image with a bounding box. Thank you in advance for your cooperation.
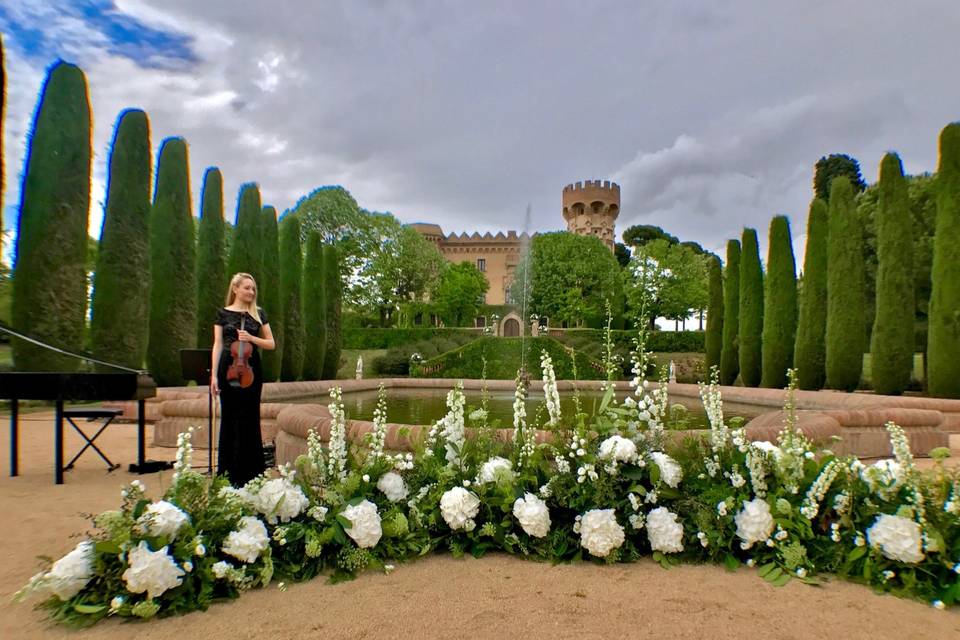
[228,183,263,284]
[259,206,282,382]
[195,167,227,349]
[705,255,724,373]
[279,214,304,381]
[760,216,797,388]
[794,199,829,390]
[738,228,764,387]
[719,240,741,385]
[412,337,605,380]
[301,232,326,380]
[321,245,342,379]
[343,328,481,349]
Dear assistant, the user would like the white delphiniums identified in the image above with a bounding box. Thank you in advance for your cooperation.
[367,385,389,463]
[306,427,327,483]
[649,451,683,488]
[512,372,537,468]
[776,370,813,494]
[327,387,349,482]
[800,460,842,520]
[646,507,684,553]
[478,456,515,484]
[512,493,551,538]
[699,368,728,453]
[21,541,95,601]
[341,500,382,549]
[734,498,775,549]
[744,447,769,497]
[440,486,481,531]
[136,500,190,539]
[426,382,466,466]
[578,509,626,558]
[377,472,409,502]
[867,514,925,564]
[243,470,309,524]
[122,542,185,599]
[222,516,270,564]
[171,427,196,484]
[540,350,562,427]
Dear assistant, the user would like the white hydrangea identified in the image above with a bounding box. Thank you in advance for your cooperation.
[222,516,270,564]
[598,435,637,463]
[42,541,95,600]
[341,500,383,549]
[135,500,190,540]
[377,472,409,502]
[646,507,684,553]
[862,459,903,495]
[478,456,515,484]
[579,509,625,558]
[649,451,683,488]
[244,477,309,524]
[440,487,481,531]
[211,560,233,579]
[122,541,185,599]
[867,514,925,564]
[734,498,775,549]
[512,493,551,538]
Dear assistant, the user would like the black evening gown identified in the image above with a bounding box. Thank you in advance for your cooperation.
[215,307,267,486]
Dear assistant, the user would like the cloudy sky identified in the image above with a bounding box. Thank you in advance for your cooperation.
[1,0,958,264]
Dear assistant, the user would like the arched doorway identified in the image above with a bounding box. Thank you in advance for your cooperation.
[503,318,520,337]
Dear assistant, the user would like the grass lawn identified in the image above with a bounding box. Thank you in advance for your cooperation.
[337,349,388,379]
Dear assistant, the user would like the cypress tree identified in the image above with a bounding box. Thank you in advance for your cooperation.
[760,216,798,388]
[321,244,343,379]
[871,153,915,395]
[195,168,227,348]
[738,228,764,387]
[794,199,829,390]
[90,109,152,370]
[928,123,960,398]
[259,205,282,381]
[279,214,305,381]
[301,232,327,380]
[147,138,196,386]
[704,254,724,373]
[11,62,91,371]
[825,177,866,391]
[719,239,741,385]
[1,34,6,252]
[228,183,262,285]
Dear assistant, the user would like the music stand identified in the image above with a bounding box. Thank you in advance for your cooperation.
[180,349,214,475]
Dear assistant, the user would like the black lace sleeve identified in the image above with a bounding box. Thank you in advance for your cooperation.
[257,307,269,326]
[214,308,227,326]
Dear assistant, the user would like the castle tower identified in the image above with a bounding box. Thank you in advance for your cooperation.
[562,180,620,251]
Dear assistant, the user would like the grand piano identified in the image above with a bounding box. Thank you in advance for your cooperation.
[1,372,157,484]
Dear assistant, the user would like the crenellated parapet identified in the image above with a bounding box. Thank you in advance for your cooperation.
[562,179,620,251]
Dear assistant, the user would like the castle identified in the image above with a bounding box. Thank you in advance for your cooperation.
[412,180,620,307]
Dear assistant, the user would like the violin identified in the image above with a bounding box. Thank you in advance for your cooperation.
[226,314,255,388]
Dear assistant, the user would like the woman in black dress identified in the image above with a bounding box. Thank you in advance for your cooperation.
[210,272,275,486]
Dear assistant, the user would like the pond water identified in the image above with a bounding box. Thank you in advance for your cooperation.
[294,387,713,429]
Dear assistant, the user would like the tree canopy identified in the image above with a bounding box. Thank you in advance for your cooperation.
[814,153,867,202]
[624,238,708,328]
[431,260,489,327]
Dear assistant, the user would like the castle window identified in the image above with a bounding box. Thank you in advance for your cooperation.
[477,258,486,272]
[476,316,486,328]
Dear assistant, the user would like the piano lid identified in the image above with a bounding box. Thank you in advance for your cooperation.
[0,372,157,401]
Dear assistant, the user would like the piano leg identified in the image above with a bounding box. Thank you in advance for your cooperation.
[137,399,146,472]
[9,399,17,477]
[55,399,64,485]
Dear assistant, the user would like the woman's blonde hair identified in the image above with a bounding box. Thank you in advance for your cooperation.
[225,272,262,323]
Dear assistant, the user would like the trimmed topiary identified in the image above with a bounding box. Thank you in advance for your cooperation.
[301,231,327,380]
[321,244,343,379]
[760,216,797,388]
[195,167,227,349]
[259,205,282,382]
[228,183,262,284]
[738,228,764,387]
[279,214,305,381]
[705,255,723,373]
[90,109,152,370]
[870,153,915,395]
[719,239,741,385]
[12,62,91,371]
[147,138,196,386]
[794,199,829,390]
[825,177,866,391]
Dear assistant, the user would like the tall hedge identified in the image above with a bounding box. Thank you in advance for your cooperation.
[760,216,797,388]
[279,214,305,381]
[794,199,829,390]
[1,34,6,252]
[195,168,227,348]
[704,254,723,372]
[928,123,960,398]
[719,239,741,385]
[738,228,764,387]
[228,183,262,285]
[259,205,282,381]
[871,153,915,395]
[301,232,327,380]
[147,138,196,386]
[321,244,343,379]
[825,177,866,391]
[90,109,152,370]
[11,62,91,371]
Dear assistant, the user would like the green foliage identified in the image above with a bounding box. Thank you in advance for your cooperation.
[301,232,326,381]
[761,216,797,388]
[431,261,489,327]
[12,62,91,371]
[195,168,227,349]
[622,224,679,247]
[90,109,151,370]
[365,225,446,323]
[719,240,740,385]
[371,333,478,376]
[814,153,866,202]
[626,239,709,327]
[928,123,960,398]
[871,153,915,395]
[322,244,343,379]
[412,336,605,380]
[528,232,621,327]
[0,34,5,256]
[343,327,481,349]
[794,199,829,390]
[704,255,724,372]
[826,177,866,391]
[228,183,262,284]
[259,206,282,382]
[738,228,764,387]
[279,214,304,382]
[147,138,196,385]
[614,242,631,267]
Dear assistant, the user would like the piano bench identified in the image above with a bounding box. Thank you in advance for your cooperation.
[62,409,124,473]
